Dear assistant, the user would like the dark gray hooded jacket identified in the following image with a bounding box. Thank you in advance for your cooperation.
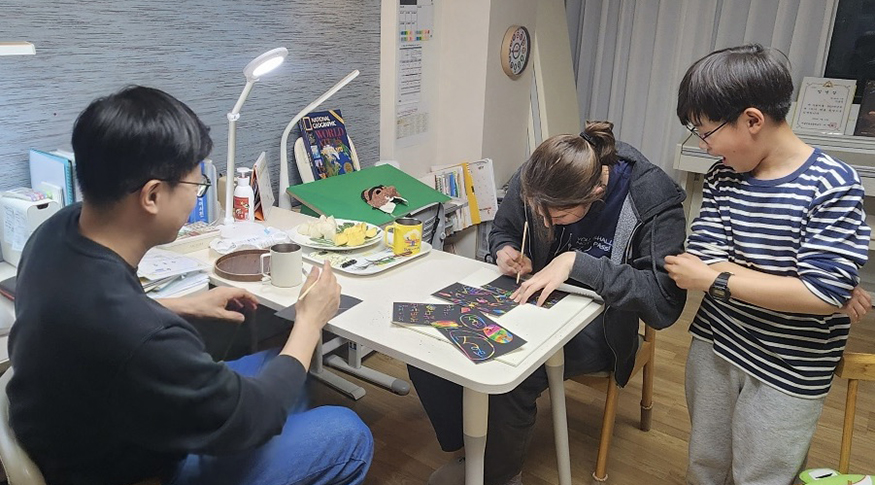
[489,142,687,386]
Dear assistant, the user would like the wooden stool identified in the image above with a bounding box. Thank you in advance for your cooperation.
[569,325,656,482]
[834,352,875,473]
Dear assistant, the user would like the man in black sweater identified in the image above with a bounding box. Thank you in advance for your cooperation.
[8,86,373,485]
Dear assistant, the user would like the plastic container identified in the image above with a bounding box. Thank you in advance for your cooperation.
[233,167,255,222]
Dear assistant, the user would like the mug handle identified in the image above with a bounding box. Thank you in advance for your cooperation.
[384,226,395,245]
[260,253,271,280]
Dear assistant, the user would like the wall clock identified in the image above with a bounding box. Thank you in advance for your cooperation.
[500,25,530,79]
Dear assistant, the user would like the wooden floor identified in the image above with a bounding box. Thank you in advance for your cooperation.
[310,292,875,484]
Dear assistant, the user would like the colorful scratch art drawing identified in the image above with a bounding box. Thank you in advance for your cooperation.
[432,283,518,316]
[392,302,457,326]
[481,275,569,309]
[432,308,526,362]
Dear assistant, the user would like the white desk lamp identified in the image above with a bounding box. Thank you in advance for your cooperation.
[277,69,360,209]
[224,47,288,225]
[0,42,35,56]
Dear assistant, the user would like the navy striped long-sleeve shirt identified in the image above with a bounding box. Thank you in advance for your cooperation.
[687,148,870,399]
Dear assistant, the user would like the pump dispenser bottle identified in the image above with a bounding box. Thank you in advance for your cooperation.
[232,167,255,222]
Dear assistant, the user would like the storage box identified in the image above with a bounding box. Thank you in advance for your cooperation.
[0,197,61,266]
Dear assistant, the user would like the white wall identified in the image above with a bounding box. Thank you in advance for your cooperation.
[380,0,537,187]
[532,0,581,140]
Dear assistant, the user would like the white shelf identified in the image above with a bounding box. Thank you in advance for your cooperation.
[0,42,35,56]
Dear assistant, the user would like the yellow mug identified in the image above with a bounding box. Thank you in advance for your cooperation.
[384,217,423,255]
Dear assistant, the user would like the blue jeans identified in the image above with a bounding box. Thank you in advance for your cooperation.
[168,350,373,485]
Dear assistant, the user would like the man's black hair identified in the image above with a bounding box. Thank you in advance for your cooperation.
[677,44,794,126]
[72,86,212,206]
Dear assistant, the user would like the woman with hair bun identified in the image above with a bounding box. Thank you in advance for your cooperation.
[408,121,688,485]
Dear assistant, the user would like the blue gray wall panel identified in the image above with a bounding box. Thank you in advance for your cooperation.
[0,0,380,194]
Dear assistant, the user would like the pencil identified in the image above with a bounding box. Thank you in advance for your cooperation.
[516,219,529,284]
[297,267,321,301]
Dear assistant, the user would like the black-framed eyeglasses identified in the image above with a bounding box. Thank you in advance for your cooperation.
[684,119,731,144]
[174,174,212,197]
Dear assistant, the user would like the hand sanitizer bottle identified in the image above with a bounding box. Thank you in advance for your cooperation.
[233,167,255,222]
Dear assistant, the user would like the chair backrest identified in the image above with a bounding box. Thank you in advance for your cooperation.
[0,369,47,485]
[294,136,361,184]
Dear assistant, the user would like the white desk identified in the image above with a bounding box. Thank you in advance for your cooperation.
[192,208,605,485]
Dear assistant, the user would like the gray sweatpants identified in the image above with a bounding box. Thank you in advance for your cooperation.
[685,338,826,485]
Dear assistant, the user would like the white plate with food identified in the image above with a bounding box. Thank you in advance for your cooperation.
[290,216,383,251]
[303,242,432,275]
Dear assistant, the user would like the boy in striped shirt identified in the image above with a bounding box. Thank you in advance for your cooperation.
[666,44,872,485]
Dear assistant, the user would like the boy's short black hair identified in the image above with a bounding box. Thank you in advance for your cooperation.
[72,86,212,206]
[677,44,794,126]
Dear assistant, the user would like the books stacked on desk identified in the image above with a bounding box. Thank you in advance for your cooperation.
[29,149,80,206]
[419,159,498,233]
[159,221,222,254]
[138,248,210,299]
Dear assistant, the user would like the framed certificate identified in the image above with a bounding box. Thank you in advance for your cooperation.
[791,77,857,135]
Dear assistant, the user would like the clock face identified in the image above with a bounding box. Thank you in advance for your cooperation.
[501,25,530,79]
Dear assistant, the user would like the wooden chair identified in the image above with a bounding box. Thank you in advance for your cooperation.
[0,369,45,485]
[293,136,361,184]
[834,352,875,474]
[568,323,656,482]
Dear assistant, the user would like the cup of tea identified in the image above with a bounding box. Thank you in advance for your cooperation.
[384,217,423,256]
[260,243,303,288]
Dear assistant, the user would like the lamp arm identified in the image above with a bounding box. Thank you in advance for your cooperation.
[231,81,255,116]
[224,80,255,225]
[278,70,360,209]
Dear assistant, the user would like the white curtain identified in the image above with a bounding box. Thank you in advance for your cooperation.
[565,0,838,178]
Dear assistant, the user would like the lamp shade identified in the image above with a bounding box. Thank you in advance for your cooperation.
[243,47,288,82]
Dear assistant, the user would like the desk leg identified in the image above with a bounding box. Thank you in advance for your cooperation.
[463,388,488,485]
[309,335,367,400]
[546,349,572,485]
[324,341,411,395]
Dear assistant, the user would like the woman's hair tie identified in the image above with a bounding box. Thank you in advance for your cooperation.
[580,132,596,146]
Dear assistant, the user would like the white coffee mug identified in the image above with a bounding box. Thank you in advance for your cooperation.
[260,243,303,288]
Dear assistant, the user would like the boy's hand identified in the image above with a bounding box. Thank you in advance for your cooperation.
[496,245,533,277]
[665,253,720,292]
[841,286,872,323]
[511,252,575,306]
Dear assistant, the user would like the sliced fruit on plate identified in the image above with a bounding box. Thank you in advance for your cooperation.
[296,215,338,242]
[296,218,378,246]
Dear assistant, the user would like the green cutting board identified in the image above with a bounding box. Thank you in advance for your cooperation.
[287,164,450,226]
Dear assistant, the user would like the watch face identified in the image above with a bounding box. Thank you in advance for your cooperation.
[710,287,727,300]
